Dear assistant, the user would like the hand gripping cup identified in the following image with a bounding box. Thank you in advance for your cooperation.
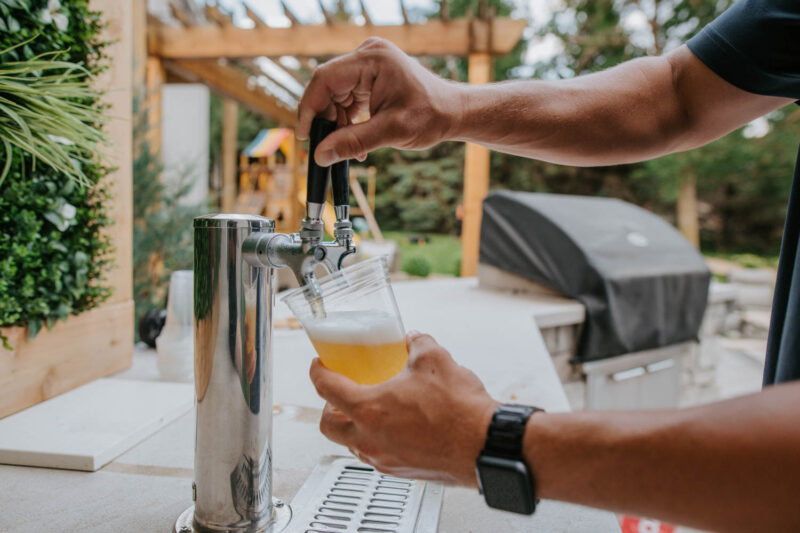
[282,256,408,384]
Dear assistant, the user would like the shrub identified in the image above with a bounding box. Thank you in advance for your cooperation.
[403,256,432,278]
[0,0,110,349]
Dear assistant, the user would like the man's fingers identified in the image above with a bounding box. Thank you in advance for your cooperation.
[297,51,377,141]
[406,329,438,355]
[406,330,454,369]
[320,402,357,446]
[314,114,397,166]
[309,358,364,415]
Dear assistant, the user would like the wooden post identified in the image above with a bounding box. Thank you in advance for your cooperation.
[0,0,135,419]
[94,0,133,309]
[132,0,147,98]
[677,174,700,248]
[460,53,492,277]
[221,98,238,213]
[367,166,377,213]
[285,134,302,232]
[350,175,384,243]
[144,56,164,153]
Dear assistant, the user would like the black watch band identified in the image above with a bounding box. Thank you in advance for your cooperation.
[476,404,543,515]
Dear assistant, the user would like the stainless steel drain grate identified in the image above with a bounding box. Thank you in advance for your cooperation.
[284,457,443,533]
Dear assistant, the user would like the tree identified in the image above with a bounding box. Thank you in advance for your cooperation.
[368,0,526,235]
[533,0,797,254]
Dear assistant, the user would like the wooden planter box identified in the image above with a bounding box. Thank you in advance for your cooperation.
[0,0,134,420]
[0,302,134,419]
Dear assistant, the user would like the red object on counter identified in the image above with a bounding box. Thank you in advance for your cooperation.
[619,515,676,533]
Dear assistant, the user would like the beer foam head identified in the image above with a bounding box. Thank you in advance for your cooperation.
[303,310,404,345]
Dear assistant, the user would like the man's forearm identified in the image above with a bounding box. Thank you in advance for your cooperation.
[448,56,684,166]
[522,382,800,532]
[445,46,792,167]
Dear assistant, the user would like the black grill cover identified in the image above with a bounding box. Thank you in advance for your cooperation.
[480,191,711,362]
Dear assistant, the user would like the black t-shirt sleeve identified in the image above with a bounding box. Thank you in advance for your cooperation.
[686,0,800,100]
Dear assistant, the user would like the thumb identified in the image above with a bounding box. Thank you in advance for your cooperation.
[309,358,363,416]
[314,114,398,166]
[405,330,455,369]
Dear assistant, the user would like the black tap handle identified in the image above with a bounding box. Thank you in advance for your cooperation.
[307,118,337,207]
[331,158,350,212]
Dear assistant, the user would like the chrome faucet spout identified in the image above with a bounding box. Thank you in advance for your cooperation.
[241,224,356,299]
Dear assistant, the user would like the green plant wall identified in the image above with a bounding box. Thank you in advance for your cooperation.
[0,0,111,348]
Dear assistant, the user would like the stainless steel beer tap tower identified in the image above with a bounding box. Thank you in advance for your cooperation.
[174,119,355,533]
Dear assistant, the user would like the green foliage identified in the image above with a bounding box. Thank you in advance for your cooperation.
[132,98,208,337]
[527,0,796,254]
[0,0,111,348]
[208,93,277,177]
[368,0,796,258]
[366,0,524,236]
[533,0,730,77]
[0,46,106,186]
[385,231,462,276]
[402,255,433,278]
[705,252,780,270]
[0,173,111,347]
[634,107,800,253]
[372,143,465,233]
[427,0,527,81]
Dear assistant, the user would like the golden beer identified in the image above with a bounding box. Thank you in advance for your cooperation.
[304,310,408,384]
[310,339,408,384]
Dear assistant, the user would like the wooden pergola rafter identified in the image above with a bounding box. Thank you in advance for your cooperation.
[144,0,526,277]
[149,15,525,59]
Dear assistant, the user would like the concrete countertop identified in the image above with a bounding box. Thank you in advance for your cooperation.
[0,278,619,532]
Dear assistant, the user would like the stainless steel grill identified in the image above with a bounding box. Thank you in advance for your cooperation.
[285,457,444,533]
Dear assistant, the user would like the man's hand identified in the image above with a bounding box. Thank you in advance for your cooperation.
[297,38,461,166]
[309,330,498,486]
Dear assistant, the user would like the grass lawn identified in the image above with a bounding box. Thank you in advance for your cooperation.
[383,231,462,276]
[704,252,779,270]
[381,231,779,279]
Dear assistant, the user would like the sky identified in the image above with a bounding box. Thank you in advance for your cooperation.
[213,0,563,65]
[198,0,562,106]
[195,1,770,135]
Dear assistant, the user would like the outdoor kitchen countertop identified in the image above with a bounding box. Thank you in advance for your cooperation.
[0,278,619,533]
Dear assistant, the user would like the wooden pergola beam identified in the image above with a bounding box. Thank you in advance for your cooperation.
[277,61,311,86]
[205,5,233,27]
[149,18,527,58]
[461,52,493,277]
[244,5,267,28]
[400,0,410,25]
[317,0,335,25]
[163,59,297,126]
[359,0,372,25]
[221,98,238,213]
[242,59,303,99]
[280,0,300,26]
[169,3,197,28]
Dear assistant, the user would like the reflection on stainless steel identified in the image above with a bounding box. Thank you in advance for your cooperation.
[242,221,355,295]
[192,214,275,532]
[186,211,356,533]
[182,119,357,532]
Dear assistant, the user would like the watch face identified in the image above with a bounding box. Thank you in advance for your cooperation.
[476,455,536,515]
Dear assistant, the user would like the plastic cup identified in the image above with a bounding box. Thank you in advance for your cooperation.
[282,256,408,384]
[156,270,194,382]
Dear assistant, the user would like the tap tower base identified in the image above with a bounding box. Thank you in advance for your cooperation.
[173,500,292,533]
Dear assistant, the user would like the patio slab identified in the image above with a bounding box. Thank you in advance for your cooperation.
[0,278,620,532]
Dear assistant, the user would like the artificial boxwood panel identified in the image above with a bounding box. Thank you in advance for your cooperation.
[0,0,111,347]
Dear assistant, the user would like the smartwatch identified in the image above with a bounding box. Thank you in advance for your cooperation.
[475,404,542,515]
